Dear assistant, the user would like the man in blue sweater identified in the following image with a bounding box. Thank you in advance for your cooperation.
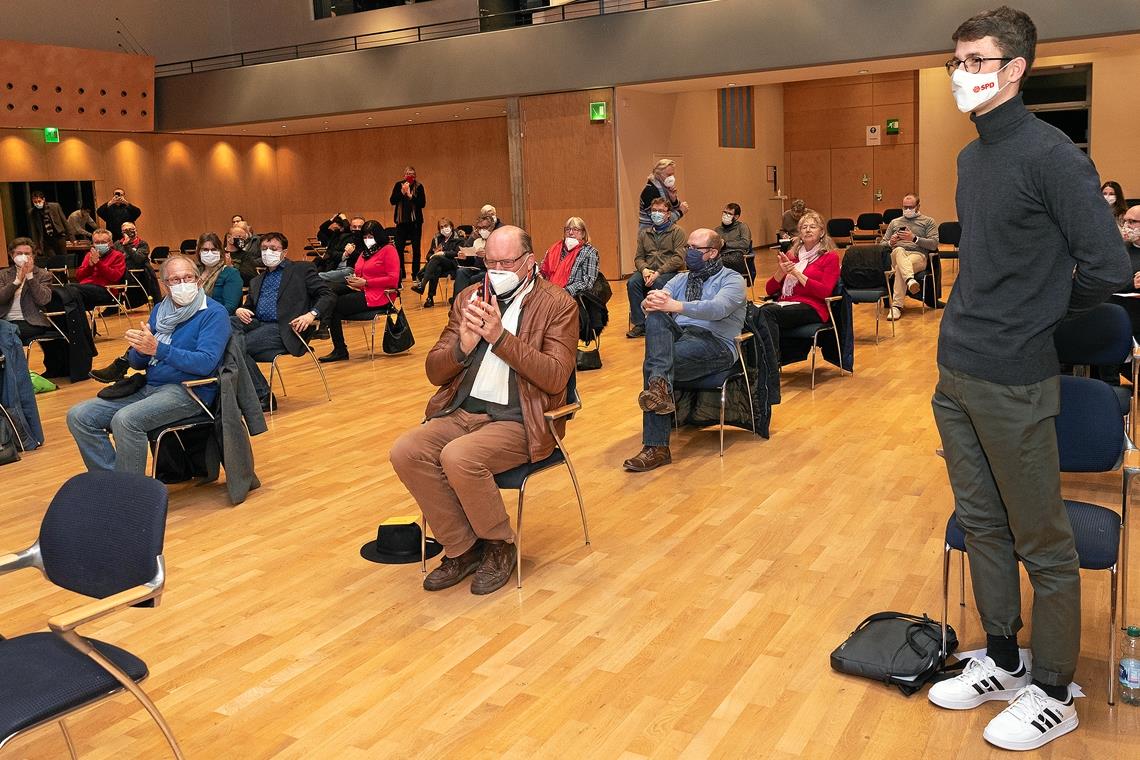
[67,256,231,474]
[623,228,746,472]
[927,7,1131,752]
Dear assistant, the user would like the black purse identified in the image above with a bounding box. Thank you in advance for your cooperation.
[382,299,415,355]
[0,409,21,466]
[576,346,602,371]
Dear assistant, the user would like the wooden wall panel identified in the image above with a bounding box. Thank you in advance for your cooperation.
[785,149,831,219]
[830,147,873,221]
[520,89,619,277]
[829,106,875,148]
[0,41,154,132]
[783,110,832,153]
[873,144,917,212]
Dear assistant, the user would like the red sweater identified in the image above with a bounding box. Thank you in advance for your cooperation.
[355,243,401,308]
[76,248,126,287]
[765,250,840,322]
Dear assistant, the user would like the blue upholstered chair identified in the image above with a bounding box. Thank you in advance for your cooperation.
[1054,301,1135,438]
[0,472,183,757]
[673,332,758,456]
[940,376,1135,704]
[780,285,848,389]
[420,373,589,588]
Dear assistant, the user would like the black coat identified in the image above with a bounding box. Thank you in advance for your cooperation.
[242,262,335,356]
[40,286,97,382]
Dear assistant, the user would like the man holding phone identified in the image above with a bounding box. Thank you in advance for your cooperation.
[881,193,938,320]
[96,187,142,241]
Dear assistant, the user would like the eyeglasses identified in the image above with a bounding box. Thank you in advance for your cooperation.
[564,227,584,235]
[1124,219,1140,227]
[689,245,717,252]
[164,275,197,285]
[945,55,1012,76]
[485,253,529,269]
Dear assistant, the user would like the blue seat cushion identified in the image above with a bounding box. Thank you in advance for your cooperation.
[846,289,886,303]
[783,322,827,341]
[494,448,566,490]
[0,632,148,740]
[945,500,1119,570]
[676,367,740,391]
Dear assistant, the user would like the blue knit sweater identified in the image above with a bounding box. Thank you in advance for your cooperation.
[127,298,231,405]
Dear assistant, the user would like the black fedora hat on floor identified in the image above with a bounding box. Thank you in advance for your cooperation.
[360,516,442,565]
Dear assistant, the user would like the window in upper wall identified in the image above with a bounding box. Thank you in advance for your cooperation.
[314,0,441,20]
[1022,64,1091,152]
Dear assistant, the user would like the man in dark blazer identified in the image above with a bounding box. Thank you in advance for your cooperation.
[232,231,334,410]
[27,191,69,262]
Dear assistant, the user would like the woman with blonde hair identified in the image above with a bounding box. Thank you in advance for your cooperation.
[638,158,689,229]
[761,209,840,360]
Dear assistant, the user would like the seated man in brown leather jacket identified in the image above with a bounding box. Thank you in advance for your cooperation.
[390,226,578,595]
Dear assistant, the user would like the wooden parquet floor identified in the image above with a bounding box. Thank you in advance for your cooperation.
[3,265,1138,758]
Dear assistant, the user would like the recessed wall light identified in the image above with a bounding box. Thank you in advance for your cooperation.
[858,69,870,75]
[727,82,736,87]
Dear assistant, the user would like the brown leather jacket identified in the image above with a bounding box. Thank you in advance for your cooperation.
[424,277,578,461]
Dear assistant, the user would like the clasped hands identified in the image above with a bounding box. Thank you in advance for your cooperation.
[458,294,504,353]
[642,288,681,314]
[125,321,158,356]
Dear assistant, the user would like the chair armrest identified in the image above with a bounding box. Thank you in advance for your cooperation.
[180,378,217,418]
[42,311,66,318]
[824,295,843,303]
[734,332,753,346]
[48,583,162,632]
[181,378,218,388]
[543,401,582,421]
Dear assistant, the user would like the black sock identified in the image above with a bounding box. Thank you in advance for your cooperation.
[985,633,1020,671]
[1032,679,1069,701]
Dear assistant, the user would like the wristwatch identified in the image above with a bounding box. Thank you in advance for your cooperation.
[309,309,319,318]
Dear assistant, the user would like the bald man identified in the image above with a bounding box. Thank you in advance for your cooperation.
[390,226,578,595]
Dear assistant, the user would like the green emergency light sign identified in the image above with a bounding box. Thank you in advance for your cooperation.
[885,119,900,135]
[43,127,60,143]
[589,102,607,122]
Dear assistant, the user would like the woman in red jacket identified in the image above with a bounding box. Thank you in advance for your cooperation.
[320,220,400,363]
[762,209,840,360]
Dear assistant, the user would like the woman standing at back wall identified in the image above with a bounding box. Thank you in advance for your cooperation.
[638,159,689,230]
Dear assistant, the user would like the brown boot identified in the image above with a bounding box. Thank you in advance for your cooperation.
[470,540,517,595]
[423,540,485,591]
[622,445,672,472]
[638,376,675,414]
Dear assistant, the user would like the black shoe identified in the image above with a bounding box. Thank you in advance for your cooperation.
[423,297,434,308]
[90,356,130,384]
[261,393,278,412]
[410,281,425,295]
[318,349,349,363]
[312,327,330,341]
[626,325,645,338]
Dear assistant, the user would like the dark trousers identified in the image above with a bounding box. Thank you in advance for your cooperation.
[329,291,389,352]
[232,318,288,402]
[627,271,678,327]
[759,302,820,362]
[9,319,50,344]
[75,283,117,311]
[40,235,67,260]
[394,222,423,279]
[419,254,458,298]
[641,312,734,447]
[932,364,1079,686]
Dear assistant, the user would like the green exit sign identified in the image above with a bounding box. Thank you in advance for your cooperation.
[885,119,900,135]
[43,127,60,143]
[589,101,607,122]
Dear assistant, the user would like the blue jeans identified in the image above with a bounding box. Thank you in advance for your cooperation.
[67,383,204,474]
[642,311,734,447]
[627,271,678,327]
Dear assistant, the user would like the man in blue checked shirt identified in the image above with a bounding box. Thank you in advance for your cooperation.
[623,228,747,472]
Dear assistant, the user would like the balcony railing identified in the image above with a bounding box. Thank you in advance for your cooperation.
[155,0,709,77]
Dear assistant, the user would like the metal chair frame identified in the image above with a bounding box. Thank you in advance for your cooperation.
[148,379,217,479]
[266,326,332,413]
[341,289,401,359]
[846,271,895,345]
[23,310,71,364]
[672,333,757,456]
[780,295,848,389]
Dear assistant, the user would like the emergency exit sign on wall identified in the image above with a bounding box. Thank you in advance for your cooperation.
[589,101,607,122]
[43,127,60,143]
[886,118,900,135]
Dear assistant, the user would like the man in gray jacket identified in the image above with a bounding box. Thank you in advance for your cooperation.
[882,193,938,320]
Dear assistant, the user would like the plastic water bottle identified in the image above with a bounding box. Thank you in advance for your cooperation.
[1121,626,1140,705]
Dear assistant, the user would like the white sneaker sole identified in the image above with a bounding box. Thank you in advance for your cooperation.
[983,714,1078,751]
[928,686,1024,710]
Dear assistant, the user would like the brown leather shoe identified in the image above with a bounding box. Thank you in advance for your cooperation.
[638,376,676,415]
[470,540,517,595]
[623,445,672,472]
[423,540,485,591]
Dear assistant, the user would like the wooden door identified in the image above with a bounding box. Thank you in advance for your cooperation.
[872,144,916,212]
[830,146,873,221]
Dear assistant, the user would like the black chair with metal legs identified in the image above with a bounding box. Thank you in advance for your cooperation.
[266,326,333,412]
[419,373,589,588]
[0,472,184,758]
[779,294,848,389]
[339,289,400,360]
[672,333,758,456]
[939,376,1134,705]
[24,311,71,364]
[147,378,218,479]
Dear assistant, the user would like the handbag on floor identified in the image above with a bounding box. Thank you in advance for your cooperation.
[0,408,21,465]
[576,341,602,371]
[830,611,959,696]
[382,299,415,355]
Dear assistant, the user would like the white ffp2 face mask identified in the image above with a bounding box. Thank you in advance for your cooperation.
[902,208,918,219]
[662,175,676,189]
[487,269,520,295]
[169,282,199,307]
[721,213,735,226]
[478,228,491,240]
[261,249,283,267]
[564,236,580,250]
[950,62,1012,113]
[1105,194,1117,205]
[199,250,221,267]
[12,254,29,268]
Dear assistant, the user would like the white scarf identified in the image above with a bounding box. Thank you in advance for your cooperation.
[469,274,537,405]
[781,243,821,299]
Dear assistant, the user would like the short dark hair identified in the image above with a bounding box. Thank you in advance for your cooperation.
[725,203,741,217]
[261,231,288,250]
[953,6,1037,73]
[8,236,35,254]
[649,197,670,211]
[31,190,45,199]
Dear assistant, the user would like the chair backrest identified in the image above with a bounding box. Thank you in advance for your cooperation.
[882,208,903,224]
[151,245,170,261]
[827,218,855,237]
[938,221,962,247]
[840,245,890,290]
[855,212,883,231]
[179,238,197,254]
[37,472,168,598]
[1053,302,1131,366]
[1057,375,1124,472]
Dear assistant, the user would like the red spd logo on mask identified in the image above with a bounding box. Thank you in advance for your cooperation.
[972,81,995,94]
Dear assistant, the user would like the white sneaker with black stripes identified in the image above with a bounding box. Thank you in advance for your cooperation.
[983,684,1078,751]
[927,655,1030,710]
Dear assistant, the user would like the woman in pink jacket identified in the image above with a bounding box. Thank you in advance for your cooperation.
[762,209,840,360]
[320,220,401,363]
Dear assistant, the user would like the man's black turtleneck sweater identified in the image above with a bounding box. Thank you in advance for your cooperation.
[938,93,1130,385]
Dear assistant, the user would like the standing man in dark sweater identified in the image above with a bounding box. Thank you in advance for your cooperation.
[390,166,426,281]
[927,8,1130,752]
[96,187,142,241]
